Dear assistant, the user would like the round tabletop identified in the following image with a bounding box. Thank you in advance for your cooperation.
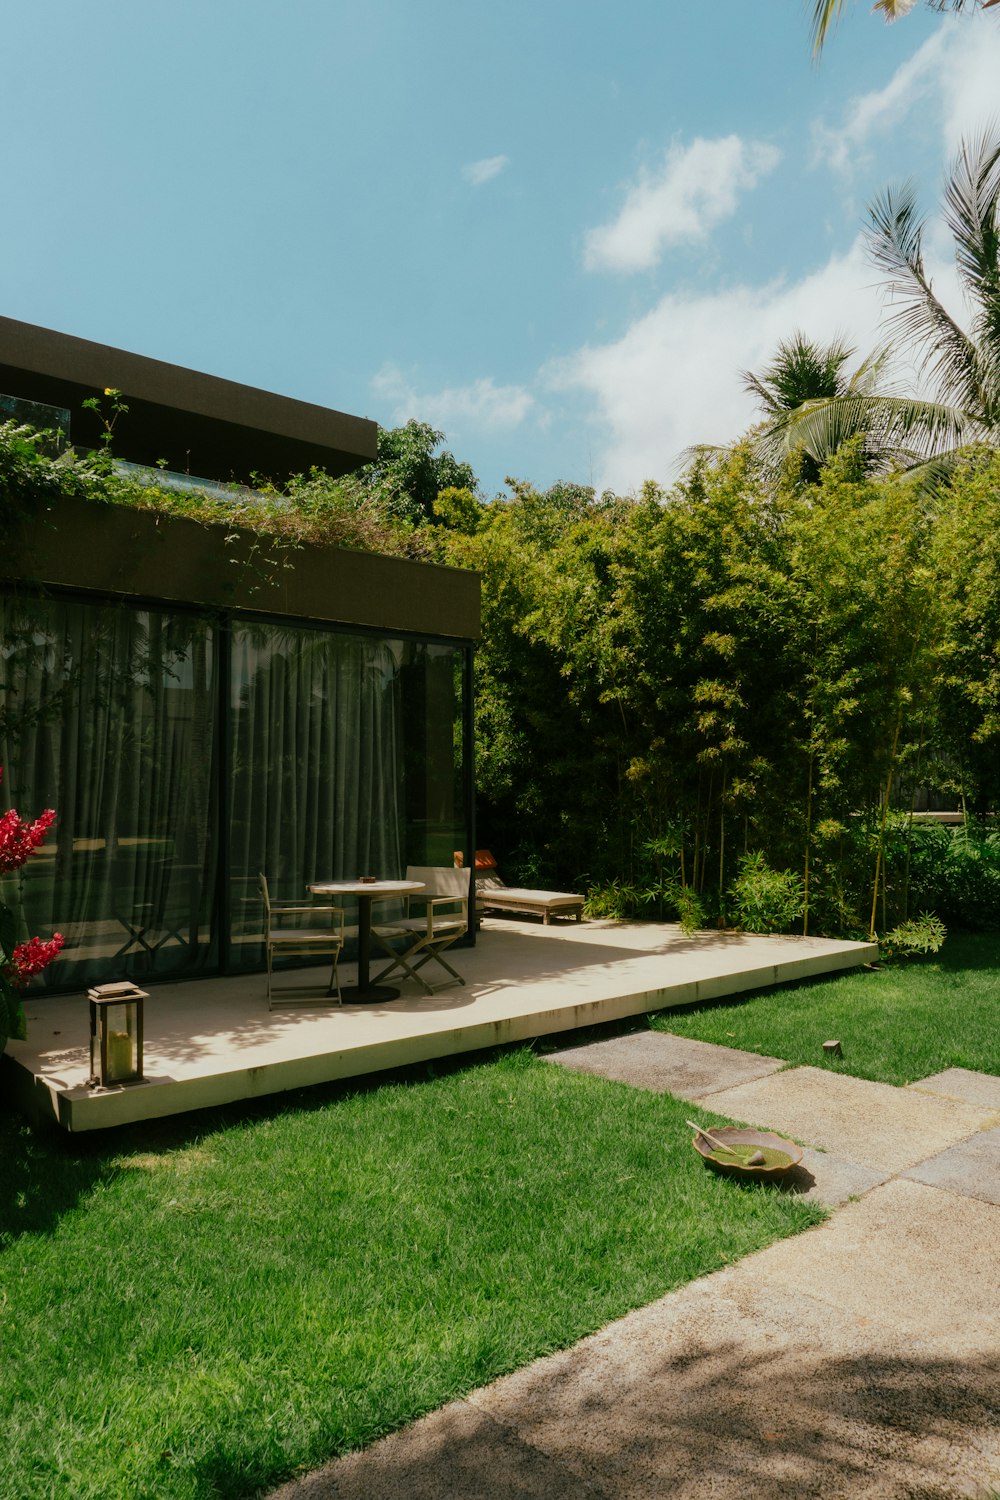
[308,879,425,897]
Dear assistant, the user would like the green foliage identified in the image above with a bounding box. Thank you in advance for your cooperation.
[3,397,998,944]
[729,851,805,934]
[0,900,26,1051]
[432,485,487,534]
[0,417,432,561]
[354,418,479,525]
[760,130,1000,481]
[438,445,998,938]
[906,822,1000,930]
[879,912,947,960]
[584,878,644,920]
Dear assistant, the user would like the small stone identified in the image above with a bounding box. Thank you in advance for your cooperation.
[822,1039,844,1057]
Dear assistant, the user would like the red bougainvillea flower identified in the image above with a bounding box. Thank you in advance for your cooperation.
[4,933,65,988]
[0,768,56,876]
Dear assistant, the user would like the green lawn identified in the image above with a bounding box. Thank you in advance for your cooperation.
[653,931,1000,1086]
[0,1051,822,1500]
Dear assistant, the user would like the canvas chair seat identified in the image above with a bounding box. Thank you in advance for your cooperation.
[268,925,345,944]
[371,865,469,994]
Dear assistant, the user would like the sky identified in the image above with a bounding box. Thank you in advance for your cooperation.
[3,1,1000,498]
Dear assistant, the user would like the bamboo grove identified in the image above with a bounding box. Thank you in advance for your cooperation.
[437,444,1000,940]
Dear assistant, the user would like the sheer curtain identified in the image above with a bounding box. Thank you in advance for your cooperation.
[228,622,403,964]
[0,595,218,987]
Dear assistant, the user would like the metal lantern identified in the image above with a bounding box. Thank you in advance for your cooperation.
[88,981,147,1087]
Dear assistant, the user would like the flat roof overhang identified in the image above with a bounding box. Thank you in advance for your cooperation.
[0,316,378,483]
[3,493,481,641]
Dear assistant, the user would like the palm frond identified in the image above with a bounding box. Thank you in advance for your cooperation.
[753,392,985,476]
[844,345,895,396]
[944,126,1000,422]
[742,331,858,417]
[944,127,1000,305]
[866,180,983,411]
[810,0,848,56]
[677,442,730,473]
[872,0,920,18]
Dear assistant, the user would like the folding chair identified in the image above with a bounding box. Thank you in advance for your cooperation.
[258,873,345,1008]
[370,865,469,994]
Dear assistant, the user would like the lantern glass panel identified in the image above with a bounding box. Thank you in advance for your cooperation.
[103,1001,137,1082]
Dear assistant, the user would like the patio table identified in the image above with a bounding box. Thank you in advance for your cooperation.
[307,879,424,1003]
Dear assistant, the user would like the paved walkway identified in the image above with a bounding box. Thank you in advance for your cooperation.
[269,1035,1000,1499]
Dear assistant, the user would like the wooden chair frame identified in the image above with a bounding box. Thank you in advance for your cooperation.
[258,873,346,1008]
[371,866,469,994]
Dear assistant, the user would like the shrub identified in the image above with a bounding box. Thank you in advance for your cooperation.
[730,851,805,934]
[880,912,947,960]
[906,823,1000,931]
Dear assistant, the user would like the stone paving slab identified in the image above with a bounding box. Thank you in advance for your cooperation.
[467,1182,1000,1495]
[740,1178,1000,1353]
[903,1124,1000,1206]
[910,1067,1000,1110]
[273,1182,1000,1499]
[268,1403,606,1500]
[778,1147,890,1208]
[544,1030,785,1099]
[700,1066,1000,1174]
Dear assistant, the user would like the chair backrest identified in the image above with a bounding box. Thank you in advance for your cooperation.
[258,873,272,921]
[405,866,470,905]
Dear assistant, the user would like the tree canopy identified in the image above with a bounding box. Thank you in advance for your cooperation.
[752,130,1000,486]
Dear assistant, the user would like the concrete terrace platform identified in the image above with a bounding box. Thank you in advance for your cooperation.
[3,919,875,1132]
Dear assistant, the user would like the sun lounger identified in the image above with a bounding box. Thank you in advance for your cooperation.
[457,852,584,925]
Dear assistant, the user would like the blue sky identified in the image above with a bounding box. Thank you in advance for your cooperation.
[4,1,999,496]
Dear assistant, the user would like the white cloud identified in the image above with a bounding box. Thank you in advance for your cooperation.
[583,136,781,274]
[812,29,947,176]
[372,363,533,432]
[547,238,893,493]
[813,18,1000,176]
[548,17,995,496]
[462,154,509,186]
[934,17,1000,150]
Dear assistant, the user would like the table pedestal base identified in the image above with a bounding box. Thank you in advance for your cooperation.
[336,983,400,1005]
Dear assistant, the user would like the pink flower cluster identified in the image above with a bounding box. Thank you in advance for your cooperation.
[5,933,65,989]
[0,770,56,877]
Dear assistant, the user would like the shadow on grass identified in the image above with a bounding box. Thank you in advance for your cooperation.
[930,929,1000,972]
[258,1346,1000,1500]
[0,1042,525,1246]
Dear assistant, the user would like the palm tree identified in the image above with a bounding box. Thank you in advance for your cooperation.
[754,128,1000,480]
[742,333,890,480]
[811,0,999,58]
[742,332,858,415]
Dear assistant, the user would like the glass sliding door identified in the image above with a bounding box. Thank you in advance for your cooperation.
[0,594,218,987]
[228,622,404,969]
[0,588,474,991]
[399,641,469,869]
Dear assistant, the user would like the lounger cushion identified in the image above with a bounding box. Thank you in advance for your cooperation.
[482,888,582,909]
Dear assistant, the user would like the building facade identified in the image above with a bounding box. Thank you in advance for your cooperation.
[0,320,479,991]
